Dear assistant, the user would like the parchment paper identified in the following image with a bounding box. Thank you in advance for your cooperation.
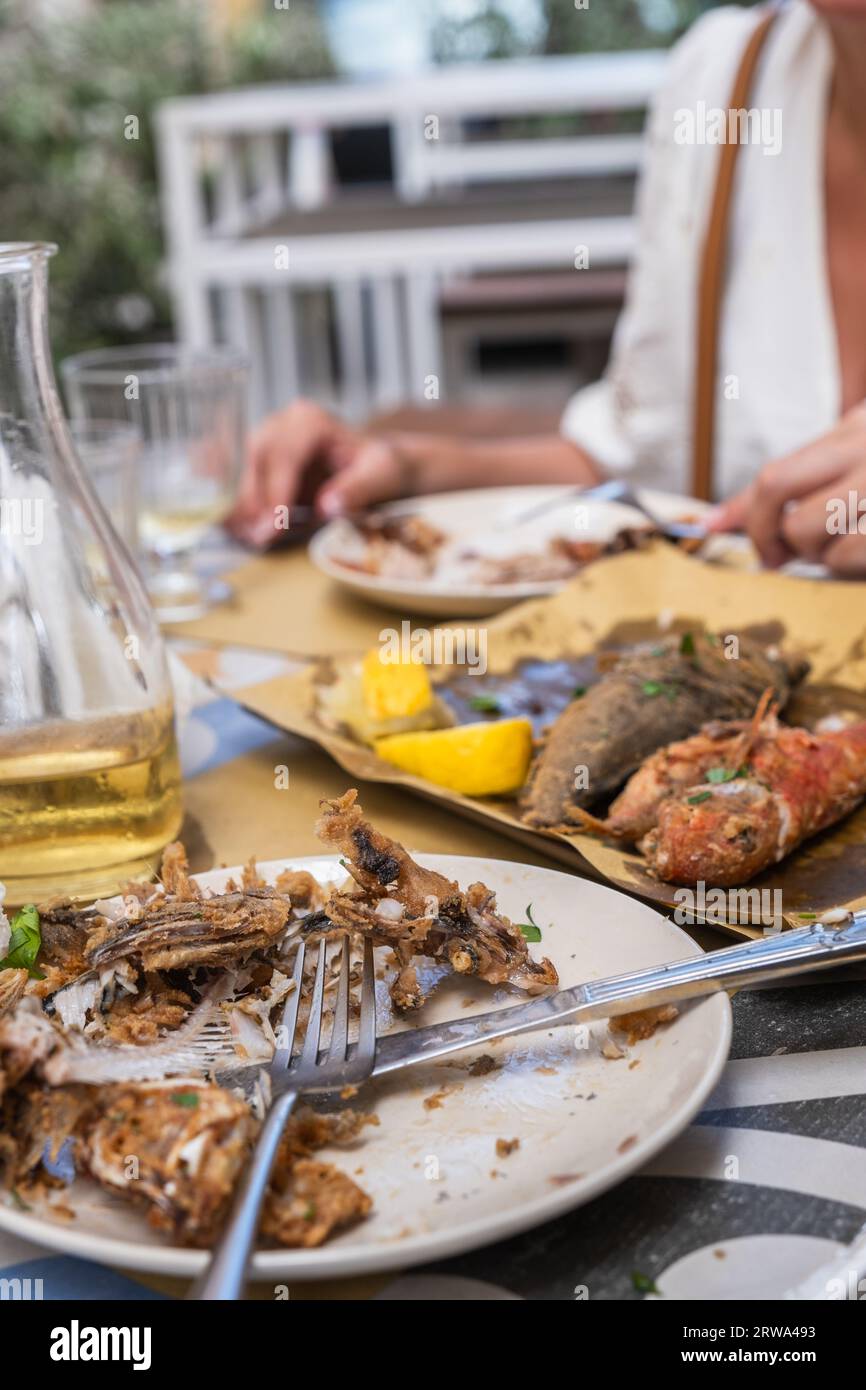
[228,544,866,934]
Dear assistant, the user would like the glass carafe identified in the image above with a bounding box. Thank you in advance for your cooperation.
[0,244,182,903]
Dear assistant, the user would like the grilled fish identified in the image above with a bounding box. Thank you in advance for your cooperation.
[519,632,808,830]
[593,695,777,842]
[581,696,866,886]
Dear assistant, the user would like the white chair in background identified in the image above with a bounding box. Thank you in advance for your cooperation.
[156,52,666,422]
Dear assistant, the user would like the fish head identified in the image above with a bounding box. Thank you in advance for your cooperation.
[640,779,782,887]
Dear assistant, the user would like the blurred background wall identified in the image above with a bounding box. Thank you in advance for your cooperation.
[0,0,759,422]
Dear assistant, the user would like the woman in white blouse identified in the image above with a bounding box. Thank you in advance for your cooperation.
[232,0,866,575]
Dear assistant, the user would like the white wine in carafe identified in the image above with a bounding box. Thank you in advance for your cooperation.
[0,242,183,904]
[0,709,182,903]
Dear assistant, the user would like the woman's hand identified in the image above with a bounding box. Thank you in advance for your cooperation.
[229,398,600,547]
[709,404,866,576]
[228,400,425,547]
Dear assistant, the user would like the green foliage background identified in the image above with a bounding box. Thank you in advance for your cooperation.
[432,0,761,61]
[0,0,334,362]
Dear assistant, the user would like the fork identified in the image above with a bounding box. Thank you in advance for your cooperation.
[512,478,710,540]
[191,911,866,1297]
[190,937,376,1301]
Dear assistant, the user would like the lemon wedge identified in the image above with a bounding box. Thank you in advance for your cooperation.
[361,648,432,720]
[375,719,532,796]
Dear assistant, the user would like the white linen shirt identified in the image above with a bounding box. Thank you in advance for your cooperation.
[560,0,839,500]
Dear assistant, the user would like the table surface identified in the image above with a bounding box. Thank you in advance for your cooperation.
[4,539,865,1302]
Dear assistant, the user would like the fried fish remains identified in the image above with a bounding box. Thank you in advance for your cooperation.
[519,632,808,830]
[340,513,446,580]
[1,1073,373,1249]
[578,694,866,886]
[83,1081,255,1244]
[0,792,557,1247]
[85,891,291,973]
[0,969,27,1020]
[261,1107,376,1248]
[82,1086,374,1247]
[311,789,558,1009]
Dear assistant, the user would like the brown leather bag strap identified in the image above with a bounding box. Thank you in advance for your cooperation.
[692,7,778,501]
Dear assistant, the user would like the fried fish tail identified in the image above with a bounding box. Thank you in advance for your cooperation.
[571,806,633,840]
[315,789,558,1007]
[316,788,461,915]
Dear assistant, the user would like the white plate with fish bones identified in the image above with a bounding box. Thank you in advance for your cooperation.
[0,854,730,1282]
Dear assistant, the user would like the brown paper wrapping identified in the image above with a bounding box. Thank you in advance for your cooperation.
[227,544,866,935]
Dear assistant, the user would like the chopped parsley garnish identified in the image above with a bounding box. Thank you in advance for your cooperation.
[572,686,587,700]
[516,903,543,943]
[631,1270,659,1295]
[642,680,678,701]
[0,905,43,979]
[172,1092,200,1109]
[706,767,750,789]
[469,694,502,714]
[687,791,713,805]
[303,1203,317,1222]
[679,632,696,657]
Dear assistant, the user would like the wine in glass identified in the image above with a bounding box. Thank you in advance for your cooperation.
[62,344,248,622]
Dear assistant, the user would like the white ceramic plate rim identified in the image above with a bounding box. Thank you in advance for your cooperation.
[0,854,731,1282]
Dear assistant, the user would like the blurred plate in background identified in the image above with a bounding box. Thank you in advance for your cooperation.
[309,485,717,616]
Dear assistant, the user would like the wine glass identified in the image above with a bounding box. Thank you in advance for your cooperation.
[61,344,248,622]
[68,418,142,556]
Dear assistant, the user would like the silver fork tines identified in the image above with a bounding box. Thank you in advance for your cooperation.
[192,934,378,1300]
[275,937,376,1093]
[299,940,330,1071]
[327,939,351,1064]
[272,938,306,1071]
